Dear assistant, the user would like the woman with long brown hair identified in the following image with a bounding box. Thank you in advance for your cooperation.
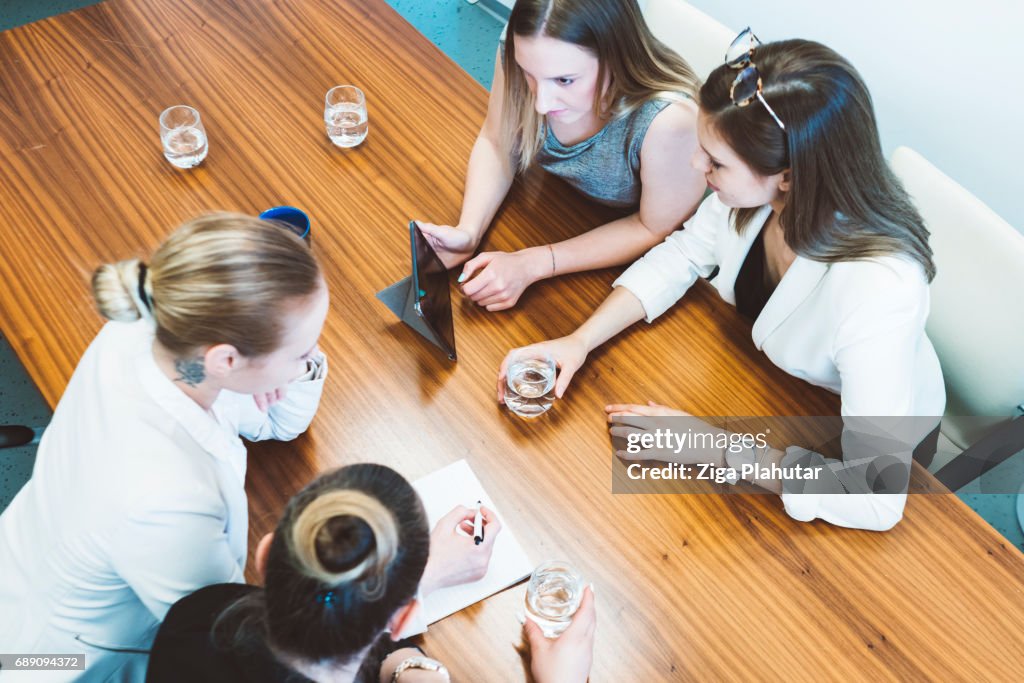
[0,214,331,681]
[498,32,945,531]
[417,0,706,311]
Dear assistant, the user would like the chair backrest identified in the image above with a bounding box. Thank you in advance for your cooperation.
[639,0,734,82]
[891,146,1024,449]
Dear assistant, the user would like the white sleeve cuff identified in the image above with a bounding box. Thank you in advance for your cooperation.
[779,447,906,531]
[612,258,697,323]
[293,351,327,383]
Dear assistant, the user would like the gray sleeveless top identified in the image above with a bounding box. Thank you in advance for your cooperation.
[536,99,672,209]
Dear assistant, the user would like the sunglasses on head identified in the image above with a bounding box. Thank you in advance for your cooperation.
[725,27,786,131]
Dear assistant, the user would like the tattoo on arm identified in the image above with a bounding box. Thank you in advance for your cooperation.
[174,357,206,387]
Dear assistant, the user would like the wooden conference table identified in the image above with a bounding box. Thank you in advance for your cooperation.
[1,0,1023,680]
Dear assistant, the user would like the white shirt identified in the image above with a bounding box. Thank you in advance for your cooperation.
[0,319,327,681]
[613,195,945,531]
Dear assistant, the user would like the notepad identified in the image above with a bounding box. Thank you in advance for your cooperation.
[406,459,533,633]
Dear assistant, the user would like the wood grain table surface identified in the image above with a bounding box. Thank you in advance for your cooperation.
[1,1,1022,680]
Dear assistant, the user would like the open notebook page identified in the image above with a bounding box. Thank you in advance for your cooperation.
[402,459,533,635]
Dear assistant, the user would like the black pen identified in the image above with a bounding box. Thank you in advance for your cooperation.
[473,500,484,545]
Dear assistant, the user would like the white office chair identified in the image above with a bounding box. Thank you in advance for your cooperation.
[639,0,735,82]
[891,146,1024,490]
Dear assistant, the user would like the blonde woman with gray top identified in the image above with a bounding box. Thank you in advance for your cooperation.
[0,213,330,681]
[417,0,707,311]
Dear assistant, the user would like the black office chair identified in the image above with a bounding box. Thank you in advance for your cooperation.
[933,409,1024,491]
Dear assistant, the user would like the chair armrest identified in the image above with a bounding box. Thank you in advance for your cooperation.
[934,416,1024,491]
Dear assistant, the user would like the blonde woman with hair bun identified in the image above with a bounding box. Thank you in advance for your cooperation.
[0,213,331,682]
[417,0,707,312]
[147,464,596,683]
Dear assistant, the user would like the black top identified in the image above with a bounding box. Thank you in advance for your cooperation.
[147,584,402,683]
[734,226,778,320]
[147,584,311,683]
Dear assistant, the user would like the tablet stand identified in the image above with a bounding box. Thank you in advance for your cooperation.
[376,276,450,356]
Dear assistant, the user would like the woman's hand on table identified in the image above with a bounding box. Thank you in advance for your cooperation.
[497,336,588,404]
[250,354,320,412]
[419,505,502,597]
[606,401,690,418]
[252,387,287,412]
[525,585,597,683]
[606,402,727,467]
[416,221,477,269]
[458,247,550,312]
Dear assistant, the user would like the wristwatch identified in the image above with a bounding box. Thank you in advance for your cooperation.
[391,656,451,682]
[723,445,760,485]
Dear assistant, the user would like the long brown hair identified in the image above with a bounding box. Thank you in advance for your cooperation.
[91,212,322,357]
[502,0,701,172]
[700,39,935,280]
[214,464,430,667]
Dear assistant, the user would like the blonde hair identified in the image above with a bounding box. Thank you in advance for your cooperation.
[91,213,321,357]
[502,0,702,172]
[290,490,399,600]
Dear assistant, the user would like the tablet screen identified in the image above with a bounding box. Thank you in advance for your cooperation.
[410,221,456,359]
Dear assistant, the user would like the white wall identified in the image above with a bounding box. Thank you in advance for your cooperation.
[683,0,1023,233]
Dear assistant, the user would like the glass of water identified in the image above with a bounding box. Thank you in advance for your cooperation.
[524,561,584,638]
[159,105,208,169]
[324,85,368,148]
[503,349,557,418]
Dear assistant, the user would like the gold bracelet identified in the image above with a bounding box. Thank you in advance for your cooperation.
[391,656,450,682]
[547,244,556,275]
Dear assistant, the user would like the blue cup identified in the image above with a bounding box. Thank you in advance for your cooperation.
[259,206,311,244]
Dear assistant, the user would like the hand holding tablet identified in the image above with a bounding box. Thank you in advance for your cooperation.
[376,220,458,361]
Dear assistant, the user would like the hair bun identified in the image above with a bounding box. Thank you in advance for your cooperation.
[315,514,377,574]
[91,259,149,322]
[290,489,399,593]
[262,465,431,663]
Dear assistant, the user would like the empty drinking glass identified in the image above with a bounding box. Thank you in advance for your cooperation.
[159,105,208,169]
[524,561,584,638]
[504,349,557,418]
[324,85,368,148]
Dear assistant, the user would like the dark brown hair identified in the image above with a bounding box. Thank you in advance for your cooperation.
[214,464,430,668]
[700,39,935,280]
[502,0,701,171]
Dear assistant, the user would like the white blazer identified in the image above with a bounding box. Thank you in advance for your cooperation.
[0,319,327,682]
[613,194,945,531]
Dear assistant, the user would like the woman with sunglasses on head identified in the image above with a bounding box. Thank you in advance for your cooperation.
[416,0,707,311]
[0,214,330,681]
[498,31,944,531]
[146,464,597,683]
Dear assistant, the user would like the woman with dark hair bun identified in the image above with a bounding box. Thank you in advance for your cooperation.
[147,464,597,683]
[499,31,944,532]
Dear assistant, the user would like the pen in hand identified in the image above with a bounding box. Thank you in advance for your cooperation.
[473,500,484,545]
